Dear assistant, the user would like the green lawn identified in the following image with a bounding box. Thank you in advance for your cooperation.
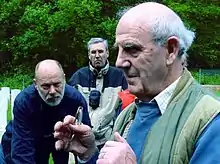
[216,92,220,97]
[7,102,12,122]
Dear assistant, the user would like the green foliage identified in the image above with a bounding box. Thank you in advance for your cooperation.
[0,0,117,75]
[7,100,12,122]
[0,73,33,89]
[163,0,220,68]
[0,0,219,77]
[0,66,33,89]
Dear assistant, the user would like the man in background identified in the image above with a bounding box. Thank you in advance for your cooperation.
[68,38,127,150]
[0,59,91,164]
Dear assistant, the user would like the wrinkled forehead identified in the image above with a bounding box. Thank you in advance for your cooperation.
[115,18,152,46]
[89,42,106,51]
[37,75,64,86]
[36,67,64,82]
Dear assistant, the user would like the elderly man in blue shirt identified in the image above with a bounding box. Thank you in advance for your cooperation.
[53,2,220,164]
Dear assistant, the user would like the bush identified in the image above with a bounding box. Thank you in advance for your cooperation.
[0,66,33,89]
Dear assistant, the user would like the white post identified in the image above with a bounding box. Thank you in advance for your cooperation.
[0,89,9,142]
[1,87,10,102]
[10,89,21,120]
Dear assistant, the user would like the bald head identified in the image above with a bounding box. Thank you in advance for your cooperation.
[35,59,64,80]
[117,2,195,58]
[119,2,181,22]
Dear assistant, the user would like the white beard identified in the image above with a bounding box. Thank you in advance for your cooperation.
[37,85,65,107]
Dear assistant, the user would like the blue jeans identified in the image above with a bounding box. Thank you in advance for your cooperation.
[0,144,6,164]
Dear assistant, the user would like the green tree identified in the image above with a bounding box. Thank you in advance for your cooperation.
[0,0,118,77]
[0,0,219,87]
[163,0,220,68]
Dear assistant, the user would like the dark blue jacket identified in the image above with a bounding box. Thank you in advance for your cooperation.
[1,84,91,164]
[68,65,127,146]
[68,66,127,91]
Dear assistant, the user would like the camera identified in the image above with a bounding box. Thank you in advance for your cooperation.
[89,90,101,109]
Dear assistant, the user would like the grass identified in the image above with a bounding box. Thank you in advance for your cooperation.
[191,71,220,85]
[7,101,12,122]
[216,92,220,97]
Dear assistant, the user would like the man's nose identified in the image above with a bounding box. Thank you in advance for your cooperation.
[49,85,56,94]
[115,51,124,68]
[115,57,121,68]
[116,52,130,68]
[95,51,101,57]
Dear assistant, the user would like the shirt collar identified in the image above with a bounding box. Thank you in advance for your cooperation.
[151,77,181,114]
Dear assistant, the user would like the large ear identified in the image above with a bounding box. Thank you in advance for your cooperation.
[166,36,179,65]
[63,74,66,83]
[33,78,37,89]
[88,51,91,60]
[106,49,109,58]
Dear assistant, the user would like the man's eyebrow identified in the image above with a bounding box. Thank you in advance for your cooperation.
[122,42,143,49]
[41,83,50,86]
[41,81,62,86]
[113,41,143,48]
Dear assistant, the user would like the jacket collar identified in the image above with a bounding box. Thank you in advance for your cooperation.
[89,61,109,78]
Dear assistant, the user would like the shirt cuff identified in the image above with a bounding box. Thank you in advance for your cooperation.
[77,148,99,164]
[77,156,89,163]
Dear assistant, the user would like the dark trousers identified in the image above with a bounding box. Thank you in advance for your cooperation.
[36,137,69,164]
[97,144,105,151]
[0,144,6,164]
[1,135,69,164]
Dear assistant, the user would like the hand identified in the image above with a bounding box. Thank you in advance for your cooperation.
[54,115,97,160]
[97,132,137,164]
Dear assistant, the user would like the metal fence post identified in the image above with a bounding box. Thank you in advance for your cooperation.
[199,68,202,84]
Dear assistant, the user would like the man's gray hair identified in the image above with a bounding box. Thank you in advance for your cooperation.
[149,14,195,62]
[87,38,108,50]
[117,3,195,63]
[116,7,131,19]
